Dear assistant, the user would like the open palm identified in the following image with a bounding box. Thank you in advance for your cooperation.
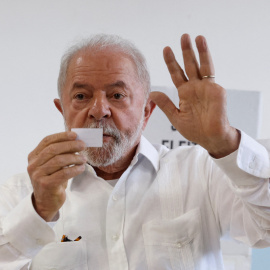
[150,34,239,158]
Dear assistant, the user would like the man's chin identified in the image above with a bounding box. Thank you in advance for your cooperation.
[83,147,117,168]
[86,158,114,168]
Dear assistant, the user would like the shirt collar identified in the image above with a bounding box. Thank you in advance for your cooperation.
[69,135,160,189]
[134,135,160,172]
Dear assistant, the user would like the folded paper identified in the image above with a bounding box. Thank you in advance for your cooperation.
[71,128,103,147]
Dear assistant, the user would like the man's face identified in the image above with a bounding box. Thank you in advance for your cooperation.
[55,49,153,167]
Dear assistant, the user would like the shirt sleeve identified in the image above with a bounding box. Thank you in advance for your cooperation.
[211,131,270,247]
[0,175,56,269]
[214,131,270,181]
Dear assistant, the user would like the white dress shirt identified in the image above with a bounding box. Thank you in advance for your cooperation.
[0,132,270,270]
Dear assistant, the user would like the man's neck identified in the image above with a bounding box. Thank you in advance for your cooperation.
[93,166,127,180]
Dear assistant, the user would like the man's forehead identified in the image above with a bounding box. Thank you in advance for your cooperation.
[64,49,142,91]
[71,49,136,71]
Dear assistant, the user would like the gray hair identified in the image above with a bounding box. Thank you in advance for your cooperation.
[57,34,151,99]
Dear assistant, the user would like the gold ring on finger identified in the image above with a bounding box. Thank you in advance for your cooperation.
[202,75,215,79]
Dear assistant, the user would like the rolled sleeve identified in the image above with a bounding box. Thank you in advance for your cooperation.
[212,131,270,186]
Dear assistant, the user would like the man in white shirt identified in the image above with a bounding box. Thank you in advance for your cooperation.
[0,33,270,270]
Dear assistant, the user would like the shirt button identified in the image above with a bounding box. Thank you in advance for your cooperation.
[249,162,255,169]
[112,195,117,201]
[112,234,119,241]
[36,239,45,245]
[176,242,182,248]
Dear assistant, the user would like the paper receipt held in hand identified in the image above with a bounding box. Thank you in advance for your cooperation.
[71,128,103,147]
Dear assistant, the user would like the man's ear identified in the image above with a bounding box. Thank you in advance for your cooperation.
[54,98,63,115]
[142,99,156,130]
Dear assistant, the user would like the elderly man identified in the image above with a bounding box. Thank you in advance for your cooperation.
[0,34,269,269]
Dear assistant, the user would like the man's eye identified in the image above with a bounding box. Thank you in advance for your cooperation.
[113,93,124,99]
[75,94,85,100]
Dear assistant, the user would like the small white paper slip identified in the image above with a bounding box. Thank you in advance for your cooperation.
[71,128,103,147]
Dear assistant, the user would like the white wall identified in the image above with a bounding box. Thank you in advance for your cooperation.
[1,0,270,182]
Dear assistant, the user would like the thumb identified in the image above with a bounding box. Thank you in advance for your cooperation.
[149,91,178,124]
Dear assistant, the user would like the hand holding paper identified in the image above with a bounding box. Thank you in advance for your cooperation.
[27,131,87,221]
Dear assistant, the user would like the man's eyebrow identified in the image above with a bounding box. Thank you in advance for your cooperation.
[105,80,127,89]
[72,83,94,90]
[71,81,128,91]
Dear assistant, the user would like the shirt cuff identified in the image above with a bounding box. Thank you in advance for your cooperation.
[212,131,270,186]
[2,193,56,258]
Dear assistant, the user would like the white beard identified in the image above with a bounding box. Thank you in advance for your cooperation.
[64,110,145,168]
[81,118,143,167]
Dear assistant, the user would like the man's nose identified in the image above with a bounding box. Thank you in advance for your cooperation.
[88,93,111,120]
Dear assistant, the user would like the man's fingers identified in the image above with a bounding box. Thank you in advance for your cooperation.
[181,34,201,80]
[36,153,87,176]
[163,46,187,88]
[164,34,214,84]
[29,140,86,168]
[36,164,86,189]
[195,35,215,83]
[150,91,178,125]
[50,164,86,184]
[29,132,78,159]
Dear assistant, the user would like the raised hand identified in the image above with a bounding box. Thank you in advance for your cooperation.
[150,34,240,158]
[27,132,87,221]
